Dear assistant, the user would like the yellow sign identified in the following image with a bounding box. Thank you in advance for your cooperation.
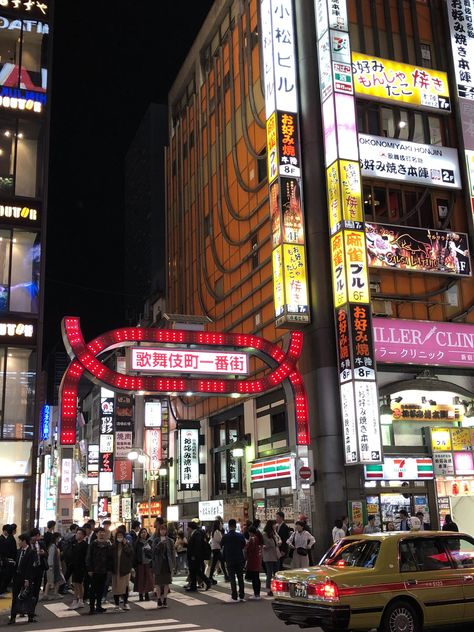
[352,52,451,112]
[266,112,278,184]
[327,162,342,234]
[343,230,370,303]
[272,246,284,319]
[330,232,347,308]
[282,243,309,315]
[452,428,472,452]
[340,160,363,224]
[431,427,452,452]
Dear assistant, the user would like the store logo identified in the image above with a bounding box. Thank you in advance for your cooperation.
[0,322,34,337]
[0,204,38,222]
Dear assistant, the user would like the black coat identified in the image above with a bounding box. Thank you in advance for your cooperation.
[187,529,205,561]
[276,522,291,553]
[70,540,88,572]
[13,547,35,583]
[86,540,112,573]
[6,535,17,560]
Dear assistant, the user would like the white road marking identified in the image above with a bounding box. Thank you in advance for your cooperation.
[134,599,161,609]
[42,602,80,618]
[30,618,180,632]
[167,592,206,606]
[204,589,237,603]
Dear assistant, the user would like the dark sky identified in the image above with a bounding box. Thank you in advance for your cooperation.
[44,0,214,359]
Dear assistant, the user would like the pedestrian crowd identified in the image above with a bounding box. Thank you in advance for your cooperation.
[0,512,316,621]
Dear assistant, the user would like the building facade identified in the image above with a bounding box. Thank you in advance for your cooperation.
[165,0,474,552]
[0,0,52,531]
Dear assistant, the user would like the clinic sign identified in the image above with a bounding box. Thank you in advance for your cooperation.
[178,422,200,492]
[373,318,474,369]
[352,52,451,112]
[359,134,461,189]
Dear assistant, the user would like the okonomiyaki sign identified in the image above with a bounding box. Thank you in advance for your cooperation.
[373,318,474,368]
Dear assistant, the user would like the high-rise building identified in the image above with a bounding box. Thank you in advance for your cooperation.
[0,0,52,531]
[166,0,474,552]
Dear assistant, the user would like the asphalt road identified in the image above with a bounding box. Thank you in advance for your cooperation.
[0,576,311,632]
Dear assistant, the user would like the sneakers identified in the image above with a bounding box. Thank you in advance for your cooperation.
[162,598,168,608]
[239,597,246,602]
[112,605,121,612]
[68,599,78,610]
[157,598,163,608]
[248,595,262,600]
[76,600,85,609]
[95,606,106,614]
[122,603,130,611]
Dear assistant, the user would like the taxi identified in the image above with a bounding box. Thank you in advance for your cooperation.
[271,531,474,632]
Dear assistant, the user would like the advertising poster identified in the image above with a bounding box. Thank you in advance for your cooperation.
[366,222,471,276]
[282,243,309,317]
[349,304,375,381]
[277,111,301,178]
[178,424,200,492]
[330,232,347,307]
[281,177,304,244]
[266,112,278,183]
[343,230,370,303]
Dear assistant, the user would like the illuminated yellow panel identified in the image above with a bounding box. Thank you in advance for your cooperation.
[282,243,309,317]
[352,52,451,112]
[266,112,278,184]
[272,245,285,319]
[330,232,347,308]
[343,230,370,304]
[431,427,452,452]
[340,160,363,224]
[326,161,342,234]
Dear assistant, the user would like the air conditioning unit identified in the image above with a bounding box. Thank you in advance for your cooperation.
[371,299,393,317]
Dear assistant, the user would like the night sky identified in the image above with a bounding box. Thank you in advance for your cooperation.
[44,0,214,358]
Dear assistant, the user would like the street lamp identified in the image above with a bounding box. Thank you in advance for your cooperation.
[127,448,150,462]
[230,434,251,458]
[159,457,174,477]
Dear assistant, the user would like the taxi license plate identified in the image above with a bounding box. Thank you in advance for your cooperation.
[290,582,307,599]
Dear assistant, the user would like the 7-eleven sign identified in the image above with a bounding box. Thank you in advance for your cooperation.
[365,458,433,481]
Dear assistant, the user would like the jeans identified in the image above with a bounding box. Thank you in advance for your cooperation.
[89,573,106,611]
[209,549,228,580]
[265,560,279,590]
[226,562,244,600]
[246,570,260,596]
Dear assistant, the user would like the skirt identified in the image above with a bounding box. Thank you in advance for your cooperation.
[112,572,130,595]
[135,563,154,593]
[291,552,310,569]
[154,558,172,586]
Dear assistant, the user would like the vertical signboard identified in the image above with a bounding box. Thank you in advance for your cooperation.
[261,0,310,327]
[314,0,382,464]
[99,388,114,492]
[446,0,474,229]
[178,421,200,492]
[114,393,133,480]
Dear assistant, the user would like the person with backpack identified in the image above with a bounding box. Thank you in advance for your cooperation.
[185,522,211,592]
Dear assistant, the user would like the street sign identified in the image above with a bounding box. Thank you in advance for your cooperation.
[299,466,312,480]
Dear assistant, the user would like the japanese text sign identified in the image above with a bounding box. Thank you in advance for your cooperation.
[130,347,249,375]
[365,457,434,480]
[447,0,474,100]
[352,52,451,112]
[145,428,162,472]
[199,500,224,521]
[179,425,200,491]
[60,458,72,495]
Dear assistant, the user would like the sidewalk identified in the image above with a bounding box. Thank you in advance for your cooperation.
[0,593,12,615]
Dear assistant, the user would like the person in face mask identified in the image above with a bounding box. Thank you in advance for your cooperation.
[110,528,134,612]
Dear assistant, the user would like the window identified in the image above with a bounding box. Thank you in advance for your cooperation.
[0,17,48,94]
[322,540,381,568]
[445,536,474,569]
[271,411,286,435]
[399,538,451,572]
[0,229,39,313]
[0,117,43,197]
[251,235,258,270]
[363,184,436,228]
[0,346,36,440]
[212,416,243,495]
[257,149,267,184]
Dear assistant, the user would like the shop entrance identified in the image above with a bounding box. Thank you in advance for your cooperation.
[367,491,430,530]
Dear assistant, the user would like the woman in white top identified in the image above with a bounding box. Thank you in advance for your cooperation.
[208,518,229,583]
[287,521,316,569]
[332,519,345,544]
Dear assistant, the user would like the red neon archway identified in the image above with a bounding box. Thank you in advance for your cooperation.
[59,317,310,446]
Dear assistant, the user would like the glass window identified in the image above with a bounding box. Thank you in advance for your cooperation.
[0,17,49,93]
[1,346,35,440]
[0,229,39,313]
[429,117,443,146]
[412,114,425,144]
[381,108,395,138]
[322,540,381,568]
[399,538,451,572]
[0,117,42,198]
[445,536,474,569]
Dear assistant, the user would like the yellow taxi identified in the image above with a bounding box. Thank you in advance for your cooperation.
[271,531,474,632]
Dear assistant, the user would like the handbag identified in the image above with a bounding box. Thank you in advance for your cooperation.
[18,585,31,601]
[296,547,308,556]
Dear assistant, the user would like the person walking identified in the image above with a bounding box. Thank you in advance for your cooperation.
[208,518,228,584]
[0,525,16,596]
[221,518,246,603]
[29,528,48,606]
[287,521,315,569]
[262,520,281,596]
[85,527,112,615]
[275,512,290,570]
[111,529,134,611]
[68,528,88,610]
[126,520,141,546]
[133,528,154,601]
[332,519,345,543]
[185,523,211,592]
[44,532,64,600]
[363,515,380,534]
[152,523,176,608]
[442,514,459,532]
[245,526,262,600]
[8,534,37,625]
[175,530,188,575]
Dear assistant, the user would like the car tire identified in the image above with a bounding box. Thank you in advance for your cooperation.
[380,599,421,632]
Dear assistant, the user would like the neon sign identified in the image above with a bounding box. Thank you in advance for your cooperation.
[130,347,249,375]
[59,318,310,447]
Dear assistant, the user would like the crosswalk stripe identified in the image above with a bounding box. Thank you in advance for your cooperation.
[42,602,80,618]
[98,626,199,632]
[167,592,206,607]
[135,599,160,610]
[203,589,235,603]
[31,617,180,632]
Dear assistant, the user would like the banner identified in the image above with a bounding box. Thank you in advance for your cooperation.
[178,422,200,492]
[366,222,471,276]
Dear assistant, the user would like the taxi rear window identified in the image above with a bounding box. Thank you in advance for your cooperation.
[321,540,380,568]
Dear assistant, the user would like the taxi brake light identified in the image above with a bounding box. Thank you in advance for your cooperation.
[271,579,289,594]
[307,580,339,602]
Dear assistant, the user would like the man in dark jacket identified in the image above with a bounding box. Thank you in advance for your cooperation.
[185,523,211,592]
[85,528,112,615]
[29,528,48,605]
[9,533,36,625]
[221,519,246,602]
[275,511,291,569]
